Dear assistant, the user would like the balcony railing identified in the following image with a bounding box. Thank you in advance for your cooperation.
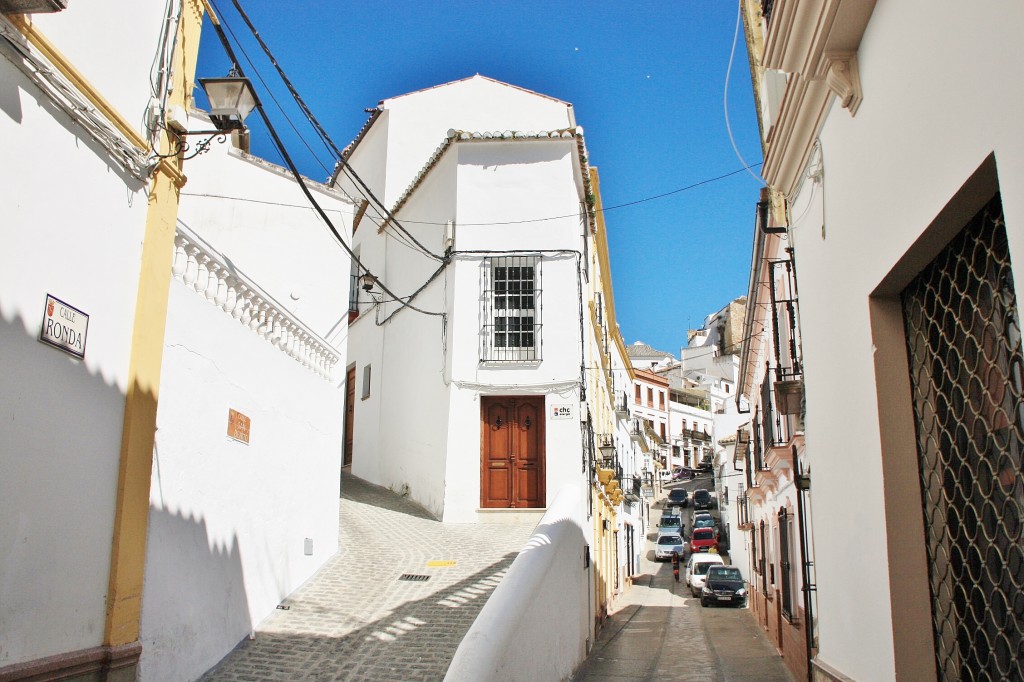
[681,427,712,442]
[172,231,340,381]
[737,492,753,530]
[614,390,629,416]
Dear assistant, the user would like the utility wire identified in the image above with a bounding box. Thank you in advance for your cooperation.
[204,1,444,320]
[224,0,444,262]
[725,0,765,186]
[216,15,332,175]
[394,163,763,226]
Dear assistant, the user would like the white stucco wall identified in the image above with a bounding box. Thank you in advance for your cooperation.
[0,11,156,665]
[138,143,352,680]
[444,483,592,682]
[376,76,575,206]
[785,3,1024,679]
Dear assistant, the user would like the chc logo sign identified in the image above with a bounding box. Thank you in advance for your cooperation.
[39,294,89,359]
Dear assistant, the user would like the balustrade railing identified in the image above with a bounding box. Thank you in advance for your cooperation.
[171,231,340,381]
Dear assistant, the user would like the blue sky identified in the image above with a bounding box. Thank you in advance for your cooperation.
[196,1,764,355]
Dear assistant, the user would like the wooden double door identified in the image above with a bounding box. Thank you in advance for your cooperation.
[481,396,546,508]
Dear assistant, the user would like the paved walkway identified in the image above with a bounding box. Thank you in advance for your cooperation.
[572,498,795,682]
[202,470,536,681]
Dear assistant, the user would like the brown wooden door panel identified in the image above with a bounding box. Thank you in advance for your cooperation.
[481,396,545,509]
[343,367,355,466]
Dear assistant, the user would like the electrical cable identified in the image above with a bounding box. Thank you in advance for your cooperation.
[203,3,445,320]
[223,0,445,262]
[393,163,764,227]
[216,11,332,176]
[725,0,765,186]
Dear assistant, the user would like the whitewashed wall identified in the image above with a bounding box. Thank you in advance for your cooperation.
[786,3,1024,680]
[348,150,454,515]
[444,484,592,682]
[374,76,575,206]
[0,4,167,666]
[138,142,353,681]
[444,142,587,521]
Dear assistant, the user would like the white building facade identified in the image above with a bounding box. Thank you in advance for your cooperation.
[337,76,594,524]
[139,135,354,681]
[742,1,1024,680]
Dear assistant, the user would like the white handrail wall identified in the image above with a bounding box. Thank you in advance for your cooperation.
[445,483,591,682]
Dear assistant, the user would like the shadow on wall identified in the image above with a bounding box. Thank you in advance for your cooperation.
[139,506,251,681]
[199,553,521,681]
[0,309,131,668]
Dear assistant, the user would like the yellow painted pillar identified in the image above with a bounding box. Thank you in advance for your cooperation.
[103,0,204,648]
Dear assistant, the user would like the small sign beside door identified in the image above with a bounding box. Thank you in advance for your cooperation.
[39,294,89,359]
[550,404,574,420]
[227,408,251,444]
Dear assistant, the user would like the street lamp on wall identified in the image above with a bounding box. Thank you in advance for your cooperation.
[199,75,258,132]
[159,72,259,160]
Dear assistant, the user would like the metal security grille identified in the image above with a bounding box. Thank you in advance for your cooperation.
[398,574,430,582]
[902,193,1024,682]
[482,256,542,361]
[778,508,793,620]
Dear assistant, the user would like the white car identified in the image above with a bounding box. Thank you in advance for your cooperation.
[685,553,725,596]
[654,534,685,561]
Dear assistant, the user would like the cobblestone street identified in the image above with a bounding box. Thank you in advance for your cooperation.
[573,482,795,682]
[201,471,537,681]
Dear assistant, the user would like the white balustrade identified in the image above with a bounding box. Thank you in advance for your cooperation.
[170,232,340,380]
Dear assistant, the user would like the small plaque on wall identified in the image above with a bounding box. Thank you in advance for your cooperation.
[550,404,573,420]
[39,294,89,359]
[227,408,251,444]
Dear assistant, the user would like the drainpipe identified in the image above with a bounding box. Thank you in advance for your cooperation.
[794,448,815,682]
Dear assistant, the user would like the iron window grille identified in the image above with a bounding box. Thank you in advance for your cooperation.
[348,273,360,316]
[779,507,794,621]
[481,255,542,362]
[902,193,1024,682]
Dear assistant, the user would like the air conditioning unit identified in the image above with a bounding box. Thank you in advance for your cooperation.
[0,0,68,12]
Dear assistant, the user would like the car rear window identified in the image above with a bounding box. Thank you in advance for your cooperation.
[709,567,743,580]
[693,529,714,540]
[692,561,719,576]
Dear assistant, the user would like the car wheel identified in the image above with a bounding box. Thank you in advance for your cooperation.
[700,598,708,607]
[691,588,698,597]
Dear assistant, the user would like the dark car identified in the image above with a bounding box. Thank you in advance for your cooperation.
[671,467,697,481]
[701,565,748,607]
[667,488,689,507]
[692,488,713,510]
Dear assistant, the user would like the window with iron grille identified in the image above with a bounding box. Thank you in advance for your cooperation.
[779,507,794,620]
[902,193,1024,682]
[482,256,542,361]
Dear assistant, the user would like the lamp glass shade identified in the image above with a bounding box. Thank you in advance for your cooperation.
[200,77,257,130]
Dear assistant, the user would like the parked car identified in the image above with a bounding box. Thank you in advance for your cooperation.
[692,515,717,535]
[692,488,713,510]
[671,467,697,481]
[701,565,748,607]
[658,514,682,536]
[689,527,718,554]
[654,534,685,561]
[685,553,725,596]
[691,510,713,525]
[667,488,689,507]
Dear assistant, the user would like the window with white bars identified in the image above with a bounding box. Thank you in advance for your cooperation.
[482,256,542,361]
